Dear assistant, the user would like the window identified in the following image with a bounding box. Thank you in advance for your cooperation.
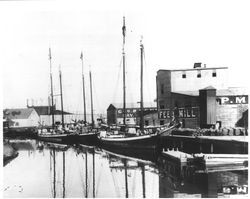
[212,70,216,77]
[182,119,185,128]
[145,120,149,126]
[197,70,201,78]
[160,120,164,125]
[160,105,165,109]
[182,73,186,78]
[160,84,164,94]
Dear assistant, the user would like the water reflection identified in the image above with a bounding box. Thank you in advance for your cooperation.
[3,139,248,198]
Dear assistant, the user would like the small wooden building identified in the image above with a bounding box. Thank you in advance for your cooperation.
[3,108,39,127]
[107,102,157,126]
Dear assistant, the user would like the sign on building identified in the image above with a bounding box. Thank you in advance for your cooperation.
[117,108,157,118]
[158,107,199,119]
[217,95,248,105]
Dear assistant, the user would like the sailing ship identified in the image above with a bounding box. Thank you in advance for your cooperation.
[73,54,98,145]
[38,49,77,144]
[98,17,177,150]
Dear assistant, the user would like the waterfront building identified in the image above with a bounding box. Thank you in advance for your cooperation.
[156,63,248,128]
[107,102,157,126]
[3,108,39,127]
[27,105,72,126]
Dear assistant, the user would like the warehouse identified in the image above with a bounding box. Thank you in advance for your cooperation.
[156,63,248,129]
[3,108,39,127]
[107,102,157,126]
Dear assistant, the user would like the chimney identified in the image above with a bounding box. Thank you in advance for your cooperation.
[194,63,202,68]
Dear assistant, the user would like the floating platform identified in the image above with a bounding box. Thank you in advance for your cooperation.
[161,150,248,173]
[190,153,248,173]
[162,149,193,166]
[160,135,248,154]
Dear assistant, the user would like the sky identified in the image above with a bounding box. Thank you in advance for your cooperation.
[0,0,249,116]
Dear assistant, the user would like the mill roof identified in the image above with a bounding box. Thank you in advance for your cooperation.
[172,87,248,97]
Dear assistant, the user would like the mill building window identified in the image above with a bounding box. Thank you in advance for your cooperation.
[197,70,201,78]
[212,70,217,77]
[160,84,164,94]
[159,105,165,109]
[182,72,186,78]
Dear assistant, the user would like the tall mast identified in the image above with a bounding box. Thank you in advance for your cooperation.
[49,48,55,129]
[59,66,65,128]
[122,16,126,126]
[89,66,94,128]
[80,52,87,124]
[140,40,144,132]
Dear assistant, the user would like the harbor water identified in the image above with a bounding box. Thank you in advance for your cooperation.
[3,139,248,198]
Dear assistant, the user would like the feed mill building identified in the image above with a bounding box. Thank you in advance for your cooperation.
[156,63,248,129]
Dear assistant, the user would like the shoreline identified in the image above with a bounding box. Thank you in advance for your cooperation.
[3,141,19,164]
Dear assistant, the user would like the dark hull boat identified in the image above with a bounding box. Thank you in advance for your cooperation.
[38,133,77,144]
[75,132,98,145]
[98,125,176,150]
[99,133,159,149]
[98,18,177,151]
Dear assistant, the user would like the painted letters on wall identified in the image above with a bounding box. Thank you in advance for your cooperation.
[158,107,199,119]
[217,95,248,105]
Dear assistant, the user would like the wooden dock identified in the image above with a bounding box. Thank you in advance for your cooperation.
[191,153,248,172]
[160,135,248,154]
[162,149,193,166]
[161,150,248,173]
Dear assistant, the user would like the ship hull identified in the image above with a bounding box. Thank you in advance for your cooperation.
[98,134,160,150]
[75,132,98,145]
[38,133,77,144]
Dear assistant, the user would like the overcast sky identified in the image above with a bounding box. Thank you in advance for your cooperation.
[1,0,249,115]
